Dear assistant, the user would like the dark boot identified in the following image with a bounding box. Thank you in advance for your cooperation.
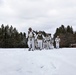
[28,48,31,51]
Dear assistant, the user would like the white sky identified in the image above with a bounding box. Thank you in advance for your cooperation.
[0,0,76,36]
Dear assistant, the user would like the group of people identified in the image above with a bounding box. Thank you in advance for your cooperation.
[27,27,60,51]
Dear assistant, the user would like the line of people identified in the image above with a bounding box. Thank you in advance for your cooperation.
[27,27,60,51]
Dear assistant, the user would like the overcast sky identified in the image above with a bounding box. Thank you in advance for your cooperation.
[0,0,76,36]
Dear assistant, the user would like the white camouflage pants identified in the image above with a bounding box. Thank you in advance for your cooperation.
[37,40,43,50]
[56,43,59,48]
[28,38,35,51]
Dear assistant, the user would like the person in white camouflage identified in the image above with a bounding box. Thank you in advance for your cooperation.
[44,34,51,49]
[55,36,60,49]
[36,31,44,50]
[27,27,35,51]
[50,38,54,49]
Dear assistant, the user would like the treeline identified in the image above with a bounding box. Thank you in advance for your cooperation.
[0,24,76,48]
[54,25,76,47]
[0,24,28,48]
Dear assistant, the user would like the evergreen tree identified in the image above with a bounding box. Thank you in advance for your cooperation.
[66,25,73,34]
[60,25,66,33]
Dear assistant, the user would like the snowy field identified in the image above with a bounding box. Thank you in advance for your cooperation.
[0,48,76,75]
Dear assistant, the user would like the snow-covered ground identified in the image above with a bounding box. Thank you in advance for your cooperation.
[0,48,76,75]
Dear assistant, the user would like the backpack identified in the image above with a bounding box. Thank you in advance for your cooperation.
[28,31,34,38]
[37,34,43,40]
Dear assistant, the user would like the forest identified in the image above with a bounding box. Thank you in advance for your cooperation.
[0,24,27,48]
